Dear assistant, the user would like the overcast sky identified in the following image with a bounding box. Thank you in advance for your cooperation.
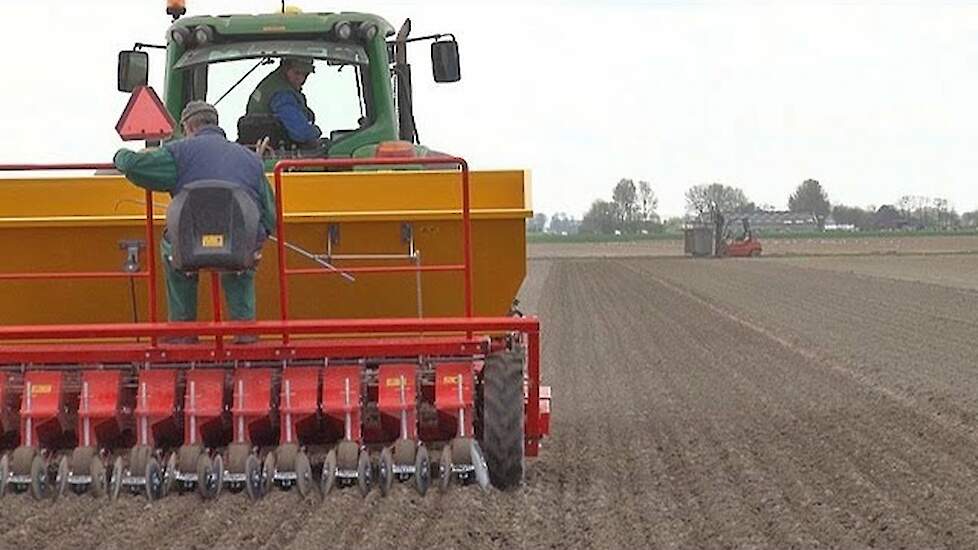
[2,1,978,218]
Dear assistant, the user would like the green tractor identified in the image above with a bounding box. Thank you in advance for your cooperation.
[118,1,462,161]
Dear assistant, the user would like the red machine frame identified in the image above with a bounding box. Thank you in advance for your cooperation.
[0,157,547,456]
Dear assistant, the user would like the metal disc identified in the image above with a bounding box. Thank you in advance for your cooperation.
[438,445,453,493]
[470,440,490,492]
[213,454,224,499]
[110,457,123,500]
[356,449,372,497]
[295,451,312,498]
[145,457,163,501]
[378,447,393,497]
[320,449,336,498]
[261,451,276,496]
[54,455,69,500]
[244,454,261,502]
[90,458,107,499]
[0,453,9,498]
[30,455,48,500]
[414,444,430,497]
[196,454,214,500]
[163,452,177,497]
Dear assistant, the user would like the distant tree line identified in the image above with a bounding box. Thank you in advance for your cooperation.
[528,176,978,235]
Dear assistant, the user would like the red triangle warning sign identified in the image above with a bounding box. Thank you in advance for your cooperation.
[115,86,175,141]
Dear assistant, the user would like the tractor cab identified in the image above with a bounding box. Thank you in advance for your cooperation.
[117,8,461,164]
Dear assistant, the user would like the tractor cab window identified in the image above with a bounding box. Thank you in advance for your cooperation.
[205,58,366,152]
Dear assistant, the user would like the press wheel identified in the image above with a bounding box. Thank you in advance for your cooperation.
[295,451,312,498]
[145,457,164,501]
[54,455,69,500]
[30,455,48,500]
[196,454,216,500]
[438,445,453,493]
[320,449,336,498]
[109,457,123,500]
[356,449,372,497]
[414,444,430,496]
[0,453,8,497]
[378,447,393,497]
[261,451,276,495]
[244,454,261,501]
[90,458,107,498]
[163,452,177,497]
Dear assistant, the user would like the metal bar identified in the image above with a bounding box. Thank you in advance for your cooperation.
[460,159,473,324]
[270,236,355,283]
[286,264,463,276]
[0,336,490,365]
[319,253,418,261]
[0,316,538,340]
[526,331,541,457]
[0,272,150,281]
[145,190,158,330]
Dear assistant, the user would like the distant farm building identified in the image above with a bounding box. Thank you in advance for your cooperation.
[736,211,819,233]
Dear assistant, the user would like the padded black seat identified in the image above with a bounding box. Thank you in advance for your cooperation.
[237,114,288,149]
[166,180,261,272]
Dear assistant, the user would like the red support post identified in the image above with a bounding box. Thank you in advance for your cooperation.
[526,329,541,457]
[273,168,289,345]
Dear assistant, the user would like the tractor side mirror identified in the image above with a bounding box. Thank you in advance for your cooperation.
[431,40,460,83]
[118,50,149,93]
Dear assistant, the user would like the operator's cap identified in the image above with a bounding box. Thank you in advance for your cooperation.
[180,100,219,124]
[283,56,316,74]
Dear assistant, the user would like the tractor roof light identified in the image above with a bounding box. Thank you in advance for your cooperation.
[168,26,191,47]
[167,0,187,20]
[193,26,215,46]
[359,24,378,42]
[333,21,353,41]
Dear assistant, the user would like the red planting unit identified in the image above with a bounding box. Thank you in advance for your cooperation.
[322,366,363,443]
[22,372,75,450]
[77,371,126,450]
[183,370,227,449]
[376,364,418,441]
[230,368,275,447]
[134,370,181,449]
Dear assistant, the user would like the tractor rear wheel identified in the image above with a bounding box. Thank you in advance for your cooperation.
[481,348,525,490]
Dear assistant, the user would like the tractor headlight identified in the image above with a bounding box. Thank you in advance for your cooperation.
[193,26,214,46]
[168,26,191,47]
[334,21,353,40]
[359,24,378,41]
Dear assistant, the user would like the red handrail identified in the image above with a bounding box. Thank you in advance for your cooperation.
[0,163,158,326]
[272,156,473,344]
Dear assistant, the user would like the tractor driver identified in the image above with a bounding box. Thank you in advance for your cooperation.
[113,101,277,344]
[246,56,323,148]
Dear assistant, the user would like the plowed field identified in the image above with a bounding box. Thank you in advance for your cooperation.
[5,248,978,549]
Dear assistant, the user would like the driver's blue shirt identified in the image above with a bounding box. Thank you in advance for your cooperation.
[270,91,322,144]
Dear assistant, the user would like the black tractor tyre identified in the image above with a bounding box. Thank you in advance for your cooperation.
[481,348,525,490]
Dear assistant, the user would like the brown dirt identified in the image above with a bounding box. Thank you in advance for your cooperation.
[530,234,978,258]
[8,252,978,548]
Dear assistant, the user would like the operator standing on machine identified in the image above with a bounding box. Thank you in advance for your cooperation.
[113,101,277,342]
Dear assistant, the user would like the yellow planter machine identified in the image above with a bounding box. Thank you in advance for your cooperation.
[0,2,550,501]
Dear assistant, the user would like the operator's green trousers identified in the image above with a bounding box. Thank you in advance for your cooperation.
[160,239,256,322]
